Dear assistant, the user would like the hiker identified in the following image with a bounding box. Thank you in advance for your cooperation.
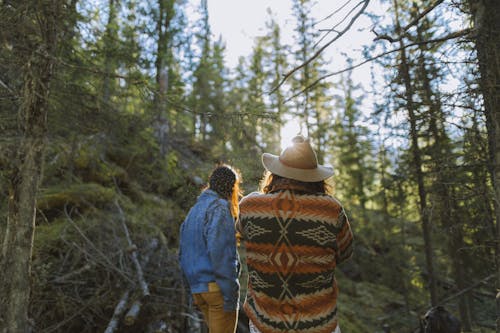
[237,135,354,333]
[179,164,242,333]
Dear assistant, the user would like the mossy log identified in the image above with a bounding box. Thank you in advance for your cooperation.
[37,183,115,211]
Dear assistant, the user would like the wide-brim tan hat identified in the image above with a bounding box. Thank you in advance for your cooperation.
[262,135,334,182]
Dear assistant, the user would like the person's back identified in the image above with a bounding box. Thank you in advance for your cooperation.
[179,165,242,333]
[238,135,354,333]
[239,189,352,332]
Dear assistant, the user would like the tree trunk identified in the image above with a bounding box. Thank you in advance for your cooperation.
[392,0,438,305]
[0,2,60,332]
[155,0,174,156]
[467,0,500,331]
[416,24,472,327]
[102,0,117,105]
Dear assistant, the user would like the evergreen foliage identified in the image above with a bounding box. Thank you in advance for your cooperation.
[0,0,497,331]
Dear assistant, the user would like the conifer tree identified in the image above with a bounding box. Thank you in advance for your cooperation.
[0,2,69,331]
[389,0,438,306]
[263,11,289,153]
[291,0,332,163]
[466,2,500,327]
[331,65,373,217]
[412,5,472,326]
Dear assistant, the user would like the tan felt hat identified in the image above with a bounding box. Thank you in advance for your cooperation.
[262,135,334,182]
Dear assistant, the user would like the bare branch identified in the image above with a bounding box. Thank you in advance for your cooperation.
[284,28,472,102]
[103,291,130,333]
[0,77,16,96]
[401,0,445,34]
[314,0,353,27]
[269,0,370,94]
[64,206,133,282]
[373,0,445,43]
[124,300,142,326]
[314,0,363,48]
[115,200,150,298]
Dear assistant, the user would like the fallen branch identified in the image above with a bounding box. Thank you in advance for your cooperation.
[115,200,150,298]
[124,300,142,326]
[64,206,132,282]
[103,290,130,333]
[149,320,168,333]
[52,263,92,284]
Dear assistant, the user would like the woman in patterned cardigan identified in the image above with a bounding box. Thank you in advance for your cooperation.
[237,135,354,333]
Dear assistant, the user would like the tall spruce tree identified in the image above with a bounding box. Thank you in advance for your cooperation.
[0,2,69,331]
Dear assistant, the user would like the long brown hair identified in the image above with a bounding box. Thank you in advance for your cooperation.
[259,171,331,195]
[208,164,242,218]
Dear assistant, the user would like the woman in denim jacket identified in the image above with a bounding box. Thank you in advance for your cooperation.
[179,164,241,333]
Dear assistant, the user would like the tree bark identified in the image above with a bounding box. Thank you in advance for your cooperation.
[0,2,61,332]
[467,0,500,331]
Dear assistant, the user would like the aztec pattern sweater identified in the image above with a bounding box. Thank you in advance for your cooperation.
[237,189,353,333]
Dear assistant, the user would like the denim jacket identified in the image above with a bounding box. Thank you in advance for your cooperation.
[179,189,240,311]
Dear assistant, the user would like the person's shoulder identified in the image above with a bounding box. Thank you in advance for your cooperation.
[240,191,262,201]
[212,196,229,209]
[239,191,266,206]
[308,193,344,208]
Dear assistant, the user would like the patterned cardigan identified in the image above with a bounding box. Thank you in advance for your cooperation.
[237,189,353,333]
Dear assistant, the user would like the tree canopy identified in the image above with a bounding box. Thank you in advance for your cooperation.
[0,0,498,332]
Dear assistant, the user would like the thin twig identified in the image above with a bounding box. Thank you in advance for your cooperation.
[64,206,132,282]
[437,274,494,306]
[314,0,367,49]
[0,78,16,95]
[52,263,92,284]
[269,0,370,94]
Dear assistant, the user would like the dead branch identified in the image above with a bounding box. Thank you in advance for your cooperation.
[125,237,160,326]
[141,238,160,267]
[115,200,150,298]
[314,0,353,27]
[401,0,445,35]
[64,206,132,282]
[124,300,142,326]
[269,0,370,94]
[149,320,168,333]
[52,263,92,284]
[284,28,472,102]
[373,0,445,43]
[315,0,367,49]
[437,274,494,306]
[0,77,16,96]
[103,290,130,333]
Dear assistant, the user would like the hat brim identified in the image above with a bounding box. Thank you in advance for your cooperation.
[262,153,334,182]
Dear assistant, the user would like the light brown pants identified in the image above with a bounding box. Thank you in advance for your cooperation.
[193,282,237,333]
